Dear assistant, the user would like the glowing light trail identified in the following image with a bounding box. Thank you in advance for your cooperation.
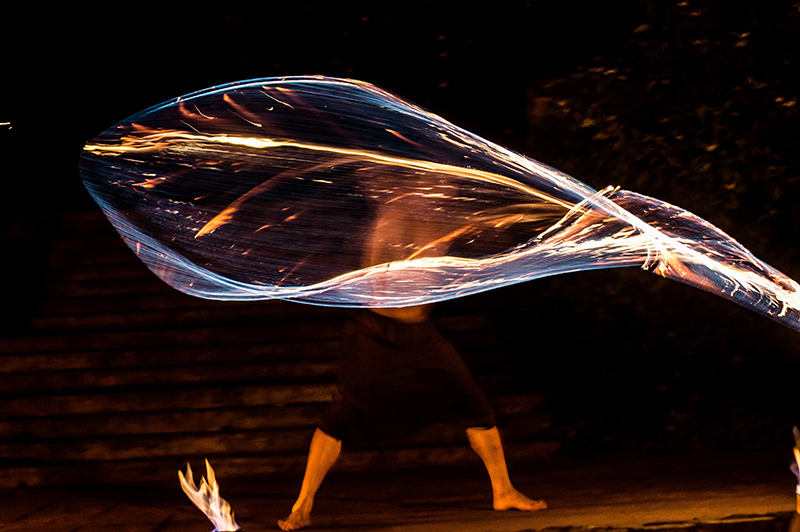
[80,76,800,332]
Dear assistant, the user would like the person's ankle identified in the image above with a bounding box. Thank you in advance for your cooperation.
[291,498,312,514]
[492,483,516,498]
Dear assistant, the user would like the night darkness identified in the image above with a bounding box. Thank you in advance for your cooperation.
[2,0,799,466]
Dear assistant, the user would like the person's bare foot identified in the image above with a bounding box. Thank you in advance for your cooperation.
[278,506,312,531]
[493,488,547,511]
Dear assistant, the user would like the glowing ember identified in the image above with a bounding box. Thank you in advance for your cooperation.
[178,459,240,532]
[80,76,800,332]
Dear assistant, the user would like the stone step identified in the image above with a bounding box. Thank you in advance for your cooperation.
[26,303,495,337]
[0,394,546,440]
[7,312,496,359]
[43,276,174,298]
[0,341,342,373]
[52,210,115,238]
[44,259,152,282]
[0,383,337,418]
[0,360,337,395]
[0,322,347,355]
[0,427,318,463]
[0,347,502,397]
[49,234,127,253]
[35,292,215,316]
[0,404,322,439]
[26,302,342,333]
[0,412,553,465]
[0,439,560,488]
[35,289,289,316]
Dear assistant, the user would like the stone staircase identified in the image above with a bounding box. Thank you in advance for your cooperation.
[0,211,557,488]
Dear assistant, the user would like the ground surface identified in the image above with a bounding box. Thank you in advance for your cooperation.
[1,450,797,532]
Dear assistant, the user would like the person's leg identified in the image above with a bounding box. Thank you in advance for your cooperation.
[466,426,547,511]
[278,428,342,531]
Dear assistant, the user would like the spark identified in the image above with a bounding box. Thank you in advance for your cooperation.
[195,207,236,237]
[259,88,295,108]
[194,104,216,119]
[386,128,423,147]
[224,93,264,127]
[180,120,203,133]
[228,109,263,127]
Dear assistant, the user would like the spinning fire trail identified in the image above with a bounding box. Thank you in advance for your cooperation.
[80,76,800,331]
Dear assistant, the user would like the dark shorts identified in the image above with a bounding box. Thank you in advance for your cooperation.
[319,310,496,446]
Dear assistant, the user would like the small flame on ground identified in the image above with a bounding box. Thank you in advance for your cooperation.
[178,459,241,532]
[791,427,800,513]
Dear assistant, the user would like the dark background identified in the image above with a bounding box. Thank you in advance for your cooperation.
[1,1,799,459]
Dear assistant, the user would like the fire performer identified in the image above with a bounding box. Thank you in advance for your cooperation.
[278,306,546,531]
[77,76,800,530]
[278,187,546,531]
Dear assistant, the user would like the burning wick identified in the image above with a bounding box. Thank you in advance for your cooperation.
[178,459,241,532]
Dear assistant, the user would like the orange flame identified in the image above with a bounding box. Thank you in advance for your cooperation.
[178,459,240,532]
